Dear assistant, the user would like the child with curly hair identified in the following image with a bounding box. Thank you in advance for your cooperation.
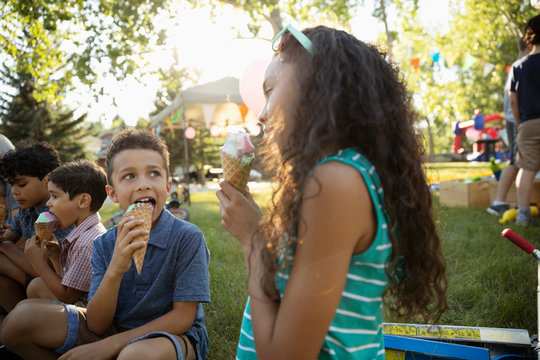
[0,142,71,320]
[217,25,447,359]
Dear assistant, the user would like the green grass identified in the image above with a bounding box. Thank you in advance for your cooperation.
[98,162,540,359]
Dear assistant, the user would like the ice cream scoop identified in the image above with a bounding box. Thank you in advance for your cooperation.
[220,131,255,194]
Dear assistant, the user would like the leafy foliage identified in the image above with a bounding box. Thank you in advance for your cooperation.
[388,0,537,155]
[0,67,91,162]
[0,0,171,102]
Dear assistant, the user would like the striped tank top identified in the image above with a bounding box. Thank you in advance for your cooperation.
[236,148,392,359]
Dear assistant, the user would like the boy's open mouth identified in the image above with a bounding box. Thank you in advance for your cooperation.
[133,197,156,210]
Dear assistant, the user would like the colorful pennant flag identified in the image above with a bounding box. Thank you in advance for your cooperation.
[238,104,249,123]
[483,62,495,77]
[462,54,478,71]
[446,51,460,67]
[411,58,420,72]
[166,117,175,138]
[156,122,162,137]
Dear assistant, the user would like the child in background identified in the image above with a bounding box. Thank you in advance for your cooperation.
[0,142,71,318]
[217,25,447,359]
[24,160,107,305]
[1,129,211,360]
[0,134,19,225]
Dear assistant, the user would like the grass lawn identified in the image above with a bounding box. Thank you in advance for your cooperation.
[98,162,539,359]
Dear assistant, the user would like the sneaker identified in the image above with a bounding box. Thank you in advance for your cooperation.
[487,203,510,215]
[516,212,532,226]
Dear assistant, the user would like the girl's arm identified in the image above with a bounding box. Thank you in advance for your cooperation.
[219,161,376,359]
[86,216,148,335]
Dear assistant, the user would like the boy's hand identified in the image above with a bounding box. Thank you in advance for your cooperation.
[59,337,121,360]
[108,216,148,276]
[0,223,9,238]
[24,235,48,265]
[44,234,61,259]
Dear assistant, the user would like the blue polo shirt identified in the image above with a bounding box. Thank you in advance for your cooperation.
[90,209,210,360]
[10,202,72,241]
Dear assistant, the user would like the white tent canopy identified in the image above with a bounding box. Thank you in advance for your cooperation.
[149,76,258,129]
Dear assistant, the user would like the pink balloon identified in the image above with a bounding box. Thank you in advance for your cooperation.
[185,127,196,140]
[210,125,221,137]
[239,58,270,116]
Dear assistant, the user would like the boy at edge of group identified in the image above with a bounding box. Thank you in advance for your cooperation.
[0,129,211,360]
[0,142,72,319]
[24,160,108,306]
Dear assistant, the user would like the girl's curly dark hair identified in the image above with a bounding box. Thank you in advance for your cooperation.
[257,26,447,322]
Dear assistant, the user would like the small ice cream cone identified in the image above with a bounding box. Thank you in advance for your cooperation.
[221,151,254,194]
[0,202,7,228]
[34,212,57,244]
[123,202,153,275]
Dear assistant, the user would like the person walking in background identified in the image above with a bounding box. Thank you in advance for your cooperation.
[487,38,531,215]
[217,25,447,359]
[510,14,540,226]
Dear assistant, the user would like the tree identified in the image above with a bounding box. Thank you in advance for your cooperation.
[0,67,91,162]
[0,0,172,103]
[207,0,358,36]
[387,0,536,155]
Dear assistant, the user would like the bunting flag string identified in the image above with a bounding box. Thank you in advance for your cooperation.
[156,122,162,137]
[405,49,511,80]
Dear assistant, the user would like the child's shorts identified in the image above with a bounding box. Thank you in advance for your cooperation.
[55,304,196,360]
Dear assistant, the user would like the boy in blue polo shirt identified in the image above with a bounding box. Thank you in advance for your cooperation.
[1,130,211,360]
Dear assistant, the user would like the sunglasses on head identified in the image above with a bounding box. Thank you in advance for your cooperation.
[272,24,313,55]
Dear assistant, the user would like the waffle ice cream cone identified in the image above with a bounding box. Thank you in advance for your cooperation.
[221,152,254,194]
[34,212,57,244]
[220,131,255,194]
[0,201,7,228]
[123,202,153,275]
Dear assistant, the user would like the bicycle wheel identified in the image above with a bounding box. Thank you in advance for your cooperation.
[170,208,190,222]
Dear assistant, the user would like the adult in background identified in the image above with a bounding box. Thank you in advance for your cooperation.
[0,135,19,224]
[487,38,531,215]
[510,14,540,226]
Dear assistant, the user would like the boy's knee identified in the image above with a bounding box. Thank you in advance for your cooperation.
[118,339,174,360]
[118,342,152,360]
[0,300,35,346]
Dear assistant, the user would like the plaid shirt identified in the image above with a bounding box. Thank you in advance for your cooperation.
[59,213,106,304]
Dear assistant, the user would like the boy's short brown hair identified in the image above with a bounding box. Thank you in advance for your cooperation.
[105,129,170,185]
[48,160,107,213]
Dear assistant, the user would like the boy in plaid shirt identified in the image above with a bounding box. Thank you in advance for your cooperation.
[24,160,107,305]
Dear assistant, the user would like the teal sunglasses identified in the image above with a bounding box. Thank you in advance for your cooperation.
[272,24,313,55]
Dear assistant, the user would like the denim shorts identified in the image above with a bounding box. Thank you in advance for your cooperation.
[55,304,195,360]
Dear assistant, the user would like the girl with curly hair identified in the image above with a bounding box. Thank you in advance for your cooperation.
[216,25,447,359]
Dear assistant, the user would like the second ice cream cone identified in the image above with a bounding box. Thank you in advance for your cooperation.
[34,212,57,244]
[221,151,253,194]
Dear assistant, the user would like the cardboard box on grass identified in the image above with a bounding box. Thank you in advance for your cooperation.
[489,178,540,207]
[440,179,492,208]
